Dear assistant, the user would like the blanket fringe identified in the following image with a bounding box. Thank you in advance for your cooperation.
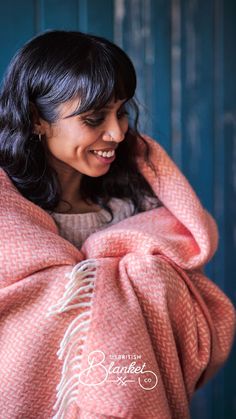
[47,259,98,419]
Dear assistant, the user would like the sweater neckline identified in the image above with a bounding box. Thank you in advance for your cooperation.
[51,198,132,218]
[52,206,104,216]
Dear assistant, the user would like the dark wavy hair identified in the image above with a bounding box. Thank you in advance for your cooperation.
[0,30,162,221]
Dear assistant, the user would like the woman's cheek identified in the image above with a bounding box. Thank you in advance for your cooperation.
[123,117,129,132]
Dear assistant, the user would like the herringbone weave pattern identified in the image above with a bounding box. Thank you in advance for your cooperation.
[0,135,235,419]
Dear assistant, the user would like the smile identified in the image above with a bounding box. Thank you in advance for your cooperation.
[90,149,115,158]
[90,149,116,164]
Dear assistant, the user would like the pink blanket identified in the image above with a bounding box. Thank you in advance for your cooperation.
[0,135,235,419]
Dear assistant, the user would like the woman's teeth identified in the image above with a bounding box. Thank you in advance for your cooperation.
[92,150,115,158]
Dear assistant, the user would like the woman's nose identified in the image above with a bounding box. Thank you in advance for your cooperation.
[102,119,126,143]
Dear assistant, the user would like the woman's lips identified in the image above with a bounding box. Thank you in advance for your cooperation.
[90,150,116,164]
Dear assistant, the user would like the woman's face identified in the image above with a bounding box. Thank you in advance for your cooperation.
[39,98,129,177]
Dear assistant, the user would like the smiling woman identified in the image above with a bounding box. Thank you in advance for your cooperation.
[35,98,129,192]
[0,30,235,419]
[0,30,161,220]
[31,96,130,214]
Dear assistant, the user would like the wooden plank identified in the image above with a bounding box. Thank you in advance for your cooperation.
[171,0,182,166]
[151,0,172,153]
[0,0,35,79]
[223,0,236,416]
[78,0,114,38]
[35,0,45,32]
[114,0,172,152]
[43,0,78,30]
[211,1,225,416]
[78,0,88,31]
[181,0,214,213]
[86,0,114,39]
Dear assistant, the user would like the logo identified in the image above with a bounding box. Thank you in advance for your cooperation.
[78,350,158,390]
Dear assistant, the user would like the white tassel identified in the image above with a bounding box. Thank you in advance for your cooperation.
[47,258,98,419]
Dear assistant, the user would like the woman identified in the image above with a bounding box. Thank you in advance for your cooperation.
[0,29,162,244]
[0,30,235,419]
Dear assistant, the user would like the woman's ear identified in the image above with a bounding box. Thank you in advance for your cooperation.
[29,102,44,135]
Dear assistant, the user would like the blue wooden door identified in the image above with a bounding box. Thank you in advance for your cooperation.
[0,1,235,418]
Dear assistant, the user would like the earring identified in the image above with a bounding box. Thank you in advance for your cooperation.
[38,133,42,142]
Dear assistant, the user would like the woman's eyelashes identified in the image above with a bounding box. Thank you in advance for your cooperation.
[82,116,104,127]
[81,109,129,127]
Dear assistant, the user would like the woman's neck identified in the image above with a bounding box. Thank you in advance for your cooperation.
[54,199,102,214]
[48,157,102,214]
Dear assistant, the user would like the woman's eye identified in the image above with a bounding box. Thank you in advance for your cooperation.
[82,108,129,127]
[83,118,104,127]
[117,109,129,119]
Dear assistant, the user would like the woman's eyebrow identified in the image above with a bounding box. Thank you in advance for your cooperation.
[100,101,127,111]
[78,101,128,118]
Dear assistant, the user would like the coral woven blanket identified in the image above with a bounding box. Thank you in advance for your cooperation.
[0,135,235,419]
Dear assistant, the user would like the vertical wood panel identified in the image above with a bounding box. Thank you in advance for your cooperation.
[115,0,151,132]
[223,1,236,417]
[86,0,114,39]
[171,0,182,166]
[211,2,226,419]
[181,0,214,213]
[114,0,172,153]
[151,0,172,153]
[0,0,35,78]
[35,0,45,32]
[78,0,88,32]
[43,0,78,30]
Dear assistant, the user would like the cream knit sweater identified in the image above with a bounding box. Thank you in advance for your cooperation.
[50,197,158,249]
